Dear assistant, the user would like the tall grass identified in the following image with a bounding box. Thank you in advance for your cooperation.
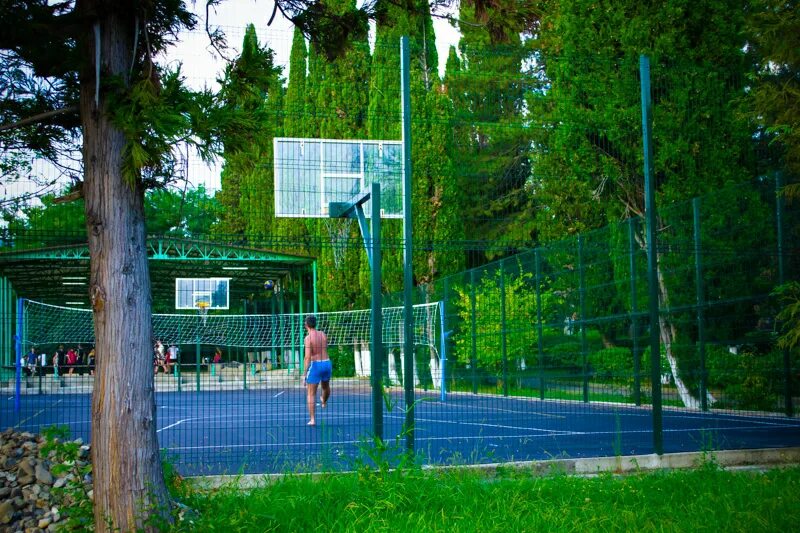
[171,464,800,532]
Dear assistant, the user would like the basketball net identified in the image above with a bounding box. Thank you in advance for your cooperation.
[196,301,210,326]
[323,218,353,269]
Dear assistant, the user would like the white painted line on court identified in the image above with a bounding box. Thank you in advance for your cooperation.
[158,418,193,433]
[14,400,62,428]
[396,415,573,434]
[274,391,285,398]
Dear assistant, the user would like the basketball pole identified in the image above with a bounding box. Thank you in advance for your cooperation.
[329,183,383,441]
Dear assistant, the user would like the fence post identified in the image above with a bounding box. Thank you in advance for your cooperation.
[439,299,447,401]
[401,35,414,451]
[693,198,708,411]
[535,249,546,400]
[628,218,641,405]
[470,269,478,394]
[776,173,793,417]
[578,236,589,403]
[14,298,23,413]
[369,182,384,443]
[500,259,508,397]
[640,54,663,454]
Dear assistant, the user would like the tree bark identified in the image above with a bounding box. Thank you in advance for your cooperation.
[79,2,170,530]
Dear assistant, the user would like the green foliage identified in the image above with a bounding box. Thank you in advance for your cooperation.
[746,0,800,176]
[146,185,219,237]
[329,345,355,377]
[40,426,94,531]
[774,282,800,351]
[589,347,634,383]
[214,24,284,242]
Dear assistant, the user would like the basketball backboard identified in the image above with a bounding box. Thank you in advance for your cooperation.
[175,278,230,310]
[274,137,403,219]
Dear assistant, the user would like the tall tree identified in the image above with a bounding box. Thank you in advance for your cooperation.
[528,0,755,407]
[216,25,284,244]
[746,0,800,184]
[449,0,532,255]
[304,0,371,310]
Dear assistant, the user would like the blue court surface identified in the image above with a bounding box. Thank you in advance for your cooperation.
[4,385,800,476]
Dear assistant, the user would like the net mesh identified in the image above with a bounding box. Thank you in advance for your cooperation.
[21,300,440,350]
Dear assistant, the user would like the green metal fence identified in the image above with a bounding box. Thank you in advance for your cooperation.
[2,26,799,475]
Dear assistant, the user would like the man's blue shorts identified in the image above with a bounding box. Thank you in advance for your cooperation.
[306,360,332,384]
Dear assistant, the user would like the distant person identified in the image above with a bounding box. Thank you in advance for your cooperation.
[87,347,96,375]
[167,343,178,374]
[52,344,65,377]
[76,344,86,375]
[25,347,37,376]
[66,347,78,374]
[303,315,332,426]
[38,350,47,375]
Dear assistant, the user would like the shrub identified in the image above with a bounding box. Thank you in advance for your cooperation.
[329,345,355,377]
[589,347,633,383]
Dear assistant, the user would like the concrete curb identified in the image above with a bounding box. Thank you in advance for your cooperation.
[186,446,800,490]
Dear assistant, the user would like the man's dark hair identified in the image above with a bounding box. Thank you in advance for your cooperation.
[305,315,317,328]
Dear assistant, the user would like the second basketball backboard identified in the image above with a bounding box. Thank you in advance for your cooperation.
[274,137,403,219]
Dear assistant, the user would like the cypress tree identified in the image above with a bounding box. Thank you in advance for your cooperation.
[450,2,531,256]
[216,25,284,243]
[304,0,372,310]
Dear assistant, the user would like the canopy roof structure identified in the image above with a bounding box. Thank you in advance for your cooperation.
[0,237,316,312]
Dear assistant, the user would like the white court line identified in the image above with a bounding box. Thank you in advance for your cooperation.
[14,400,62,428]
[274,391,285,398]
[157,418,194,433]
[391,415,574,435]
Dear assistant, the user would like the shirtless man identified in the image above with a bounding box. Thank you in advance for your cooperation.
[303,315,332,426]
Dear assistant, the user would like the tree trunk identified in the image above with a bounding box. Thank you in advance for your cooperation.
[79,2,170,530]
[637,225,709,409]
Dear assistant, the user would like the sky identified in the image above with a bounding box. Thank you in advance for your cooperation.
[168,0,461,192]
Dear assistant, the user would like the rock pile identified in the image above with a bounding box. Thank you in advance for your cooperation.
[0,429,92,532]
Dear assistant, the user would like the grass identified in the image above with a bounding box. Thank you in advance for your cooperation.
[169,464,800,532]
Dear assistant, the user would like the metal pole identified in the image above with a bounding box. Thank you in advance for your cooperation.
[776,173,793,417]
[439,300,446,401]
[401,35,415,452]
[470,269,478,394]
[195,318,201,393]
[0,277,5,371]
[628,218,641,406]
[370,182,383,441]
[578,236,589,403]
[500,260,508,396]
[640,54,663,454]
[14,298,23,413]
[693,198,708,412]
[535,250,545,400]
[312,260,318,314]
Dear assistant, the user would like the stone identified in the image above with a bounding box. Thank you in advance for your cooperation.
[52,478,67,490]
[0,487,11,498]
[34,465,52,485]
[18,474,35,486]
[0,500,14,524]
[18,460,35,476]
[37,518,51,529]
